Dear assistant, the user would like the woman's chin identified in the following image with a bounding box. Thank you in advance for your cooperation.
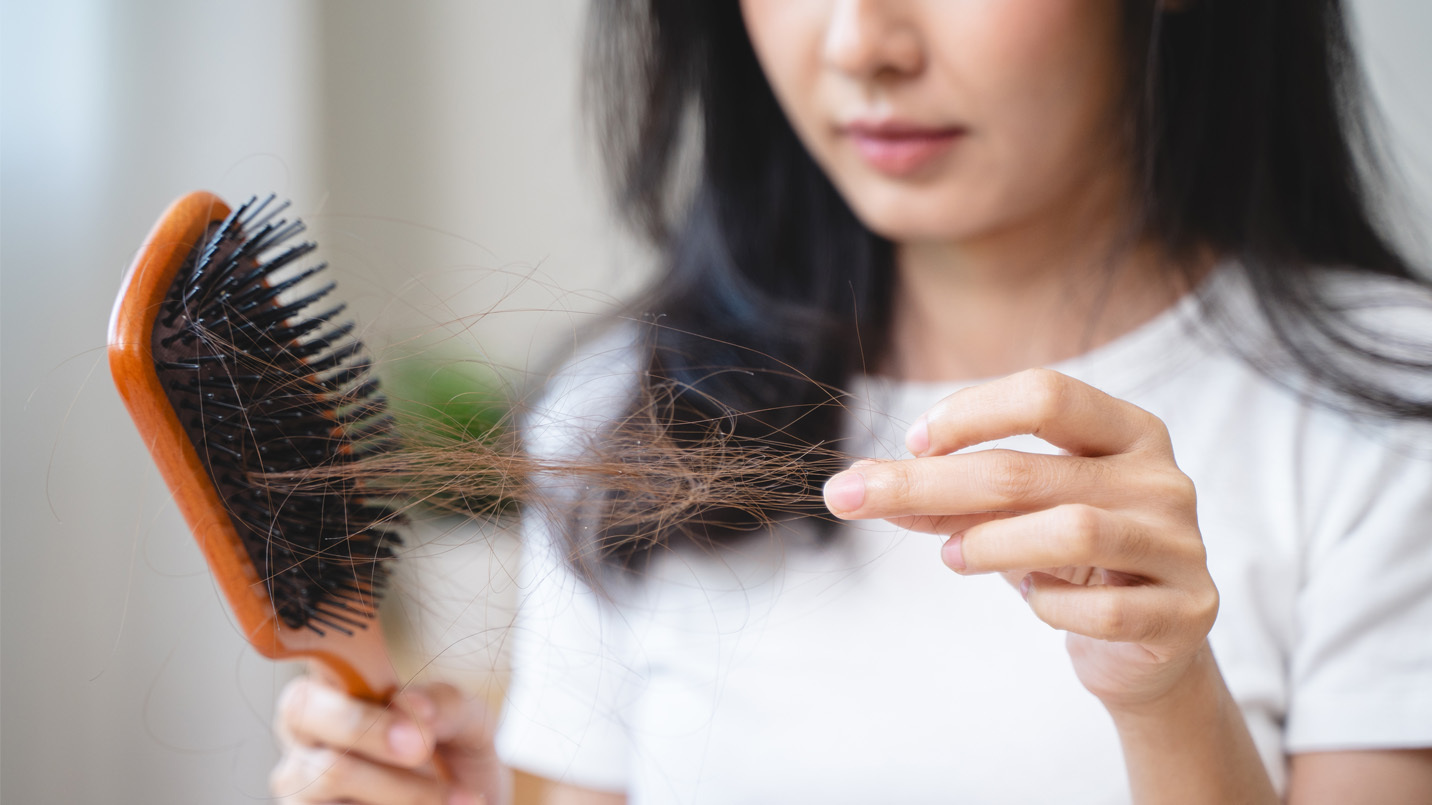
[855,208,989,246]
[835,181,998,246]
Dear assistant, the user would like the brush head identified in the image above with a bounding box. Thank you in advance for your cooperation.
[113,193,406,701]
[144,195,404,635]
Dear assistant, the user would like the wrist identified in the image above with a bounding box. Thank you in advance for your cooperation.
[1101,644,1279,803]
[1100,641,1219,722]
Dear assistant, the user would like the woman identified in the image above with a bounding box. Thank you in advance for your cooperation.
[271,1,1432,802]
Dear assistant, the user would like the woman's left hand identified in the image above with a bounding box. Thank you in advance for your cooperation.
[823,368,1219,711]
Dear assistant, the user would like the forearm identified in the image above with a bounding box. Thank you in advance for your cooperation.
[1108,644,1277,804]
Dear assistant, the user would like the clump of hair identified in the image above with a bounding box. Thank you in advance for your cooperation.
[255,323,863,590]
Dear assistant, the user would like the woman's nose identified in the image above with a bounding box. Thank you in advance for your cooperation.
[823,0,925,82]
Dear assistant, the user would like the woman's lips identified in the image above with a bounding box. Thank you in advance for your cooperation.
[841,122,967,177]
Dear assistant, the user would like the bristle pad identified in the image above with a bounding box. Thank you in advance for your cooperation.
[150,197,403,635]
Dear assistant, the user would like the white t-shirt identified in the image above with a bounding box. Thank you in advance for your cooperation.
[496,267,1432,803]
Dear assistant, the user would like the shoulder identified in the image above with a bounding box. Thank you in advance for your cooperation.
[1172,261,1432,493]
[1312,266,1432,375]
[1139,263,1432,565]
[523,320,647,460]
[517,319,655,590]
[1199,264,1432,399]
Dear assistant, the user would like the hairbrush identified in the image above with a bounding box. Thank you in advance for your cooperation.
[109,191,404,702]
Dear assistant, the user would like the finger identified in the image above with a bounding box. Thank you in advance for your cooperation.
[278,677,435,770]
[403,682,502,786]
[941,504,1200,578]
[269,743,449,805]
[1018,571,1218,650]
[824,449,1113,520]
[906,368,1173,459]
[413,683,495,749]
[885,510,1010,536]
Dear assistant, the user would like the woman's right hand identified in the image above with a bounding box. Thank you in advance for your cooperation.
[270,675,510,805]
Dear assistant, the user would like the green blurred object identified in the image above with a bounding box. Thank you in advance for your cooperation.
[382,354,520,516]
[386,358,512,442]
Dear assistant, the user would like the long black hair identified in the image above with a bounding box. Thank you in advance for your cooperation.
[573,0,1431,574]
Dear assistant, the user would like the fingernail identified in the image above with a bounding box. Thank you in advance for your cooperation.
[388,720,425,759]
[1019,574,1033,600]
[905,416,929,456]
[448,791,481,805]
[943,533,966,572]
[823,471,865,514]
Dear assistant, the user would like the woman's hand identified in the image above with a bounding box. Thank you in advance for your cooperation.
[271,675,509,805]
[823,368,1219,710]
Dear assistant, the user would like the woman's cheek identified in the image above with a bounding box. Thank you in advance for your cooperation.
[740,0,824,113]
[952,0,1129,230]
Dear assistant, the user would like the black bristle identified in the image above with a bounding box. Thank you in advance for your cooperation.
[150,197,403,634]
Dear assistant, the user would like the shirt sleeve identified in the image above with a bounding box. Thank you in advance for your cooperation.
[1285,420,1432,752]
[495,327,644,791]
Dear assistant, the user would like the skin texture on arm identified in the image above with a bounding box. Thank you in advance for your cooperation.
[514,772,626,805]
[1288,749,1432,804]
[1106,646,1276,803]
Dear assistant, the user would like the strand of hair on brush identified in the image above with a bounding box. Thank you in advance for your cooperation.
[150,194,406,636]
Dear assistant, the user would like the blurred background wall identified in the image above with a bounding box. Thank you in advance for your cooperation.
[1,2,1428,803]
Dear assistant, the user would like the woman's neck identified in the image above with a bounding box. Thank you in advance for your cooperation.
[884,209,1207,383]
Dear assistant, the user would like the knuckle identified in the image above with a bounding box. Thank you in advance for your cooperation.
[332,705,373,748]
[1140,408,1171,441]
[1191,585,1220,632]
[1021,368,1072,423]
[268,756,294,797]
[1132,410,1176,456]
[276,679,318,742]
[289,680,371,748]
[880,459,925,510]
[1148,469,1197,512]
[310,749,350,792]
[271,747,339,799]
[1056,504,1104,559]
[1088,595,1127,640]
[423,680,460,702]
[983,451,1041,501]
[1181,535,1209,569]
[888,459,918,499]
[1171,472,1198,510]
[1123,527,1157,567]
[277,677,307,722]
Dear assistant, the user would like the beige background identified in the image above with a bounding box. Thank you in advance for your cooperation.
[2,2,1428,802]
